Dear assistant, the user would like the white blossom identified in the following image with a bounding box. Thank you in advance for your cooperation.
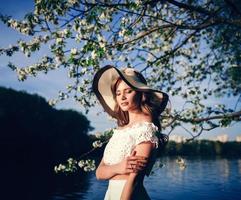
[78,160,85,168]
[48,99,57,106]
[80,19,87,26]
[56,38,63,44]
[99,12,106,21]
[68,0,78,5]
[70,48,78,55]
[91,51,97,59]
[119,29,127,37]
[63,29,69,35]
[59,164,66,170]
[92,140,103,148]
[121,17,129,24]
[75,33,82,42]
[55,56,63,65]
[162,43,170,52]
[54,166,58,173]
[176,20,183,25]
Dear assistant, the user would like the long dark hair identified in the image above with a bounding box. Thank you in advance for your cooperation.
[111,77,169,149]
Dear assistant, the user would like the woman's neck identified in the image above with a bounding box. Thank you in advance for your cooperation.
[128,110,152,125]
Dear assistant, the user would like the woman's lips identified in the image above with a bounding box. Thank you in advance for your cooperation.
[121,102,128,106]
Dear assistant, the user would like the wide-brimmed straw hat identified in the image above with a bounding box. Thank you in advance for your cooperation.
[92,65,169,118]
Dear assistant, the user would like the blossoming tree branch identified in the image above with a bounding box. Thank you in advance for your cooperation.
[1,0,240,172]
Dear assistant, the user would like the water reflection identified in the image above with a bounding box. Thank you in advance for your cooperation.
[238,159,241,175]
[30,157,241,200]
[142,157,241,200]
[4,157,240,200]
[218,158,230,179]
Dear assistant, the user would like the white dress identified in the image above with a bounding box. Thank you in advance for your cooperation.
[103,122,159,200]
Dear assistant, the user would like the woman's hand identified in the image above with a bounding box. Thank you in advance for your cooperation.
[116,151,147,174]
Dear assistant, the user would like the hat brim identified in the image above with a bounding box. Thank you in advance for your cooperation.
[92,65,169,118]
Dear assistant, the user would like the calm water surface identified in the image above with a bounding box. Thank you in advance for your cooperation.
[51,157,241,200]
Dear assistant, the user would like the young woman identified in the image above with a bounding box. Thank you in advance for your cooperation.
[92,65,169,200]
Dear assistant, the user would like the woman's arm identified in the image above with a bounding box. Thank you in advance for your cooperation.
[96,158,121,180]
[120,142,154,200]
[96,155,147,180]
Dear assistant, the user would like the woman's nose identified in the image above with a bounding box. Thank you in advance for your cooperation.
[121,93,126,100]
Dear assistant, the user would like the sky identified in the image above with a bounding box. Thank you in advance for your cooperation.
[0,0,240,140]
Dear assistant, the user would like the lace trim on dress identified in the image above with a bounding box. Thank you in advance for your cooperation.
[134,123,159,148]
[114,121,159,148]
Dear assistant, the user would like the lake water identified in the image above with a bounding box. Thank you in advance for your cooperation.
[50,156,241,200]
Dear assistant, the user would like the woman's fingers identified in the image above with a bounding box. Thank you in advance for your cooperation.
[128,160,137,165]
[127,164,133,169]
[124,155,148,174]
[128,160,147,164]
[127,162,145,172]
[128,155,147,161]
[127,158,147,167]
[128,162,146,171]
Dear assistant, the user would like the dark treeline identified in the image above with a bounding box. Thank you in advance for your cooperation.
[0,86,93,199]
[162,140,241,157]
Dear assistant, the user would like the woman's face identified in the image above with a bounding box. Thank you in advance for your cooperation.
[115,80,139,112]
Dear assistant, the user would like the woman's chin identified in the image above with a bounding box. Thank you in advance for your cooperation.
[120,106,129,111]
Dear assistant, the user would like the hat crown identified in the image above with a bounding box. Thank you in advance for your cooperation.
[121,67,147,84]
[122,68,136,76]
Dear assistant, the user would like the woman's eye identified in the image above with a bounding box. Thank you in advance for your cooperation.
[127,90,132,93]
